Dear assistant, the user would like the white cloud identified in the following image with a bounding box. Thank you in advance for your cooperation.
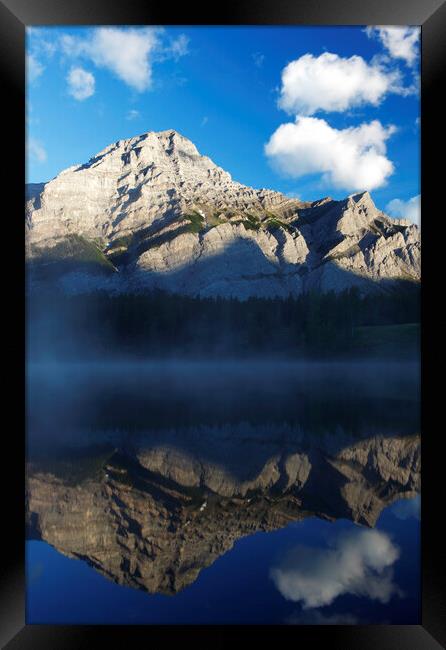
[28,138,47,163]
[286,610,360,625]
[278,52,406,116]
[62,28,159,92]
[168,34,189,60]
[126,109,140,121]
[201,116,209,126]
[67,67,95,101]
[26,30,57,84]
[265,116,396,191]
[60,27,189,93]
[27,27,58,58]
[252,52,265,68]
[270,529,402,609]
[285,191,301,200]
[366,27,420,66]
[386,194,420,226]
[27,54,44,83]
[26,103,39,127]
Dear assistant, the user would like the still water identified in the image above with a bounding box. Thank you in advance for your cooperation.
[26,361,420,625]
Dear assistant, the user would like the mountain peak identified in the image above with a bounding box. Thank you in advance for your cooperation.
[113,129,199,155]
[349,190,375,208]
[132,128,192,145]
[352,190,371,200]
[156,128,187,139]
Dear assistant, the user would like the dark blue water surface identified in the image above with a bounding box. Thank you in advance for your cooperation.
[26,361,420,625]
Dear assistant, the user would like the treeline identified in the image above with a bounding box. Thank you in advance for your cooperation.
[27,284,420,360]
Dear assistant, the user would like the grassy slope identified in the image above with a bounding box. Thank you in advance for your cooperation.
[30,234,116,278]
[352,323,420,357]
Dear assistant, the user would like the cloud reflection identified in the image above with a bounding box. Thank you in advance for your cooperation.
[391,495,420,521]
[286,610,360,625]
[270,529,402,609]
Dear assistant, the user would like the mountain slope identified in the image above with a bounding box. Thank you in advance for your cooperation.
[26,129,420,298]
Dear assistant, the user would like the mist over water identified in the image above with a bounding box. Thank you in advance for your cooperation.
[26,285,421,363]
[26,359,420,456]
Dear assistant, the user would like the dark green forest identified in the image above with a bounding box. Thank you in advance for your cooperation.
[27,284,420,360]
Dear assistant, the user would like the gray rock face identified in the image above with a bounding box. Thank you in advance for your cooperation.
[26,129,421,298]
[26,431,420,595]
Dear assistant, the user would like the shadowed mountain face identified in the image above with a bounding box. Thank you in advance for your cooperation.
[25,129,420,298]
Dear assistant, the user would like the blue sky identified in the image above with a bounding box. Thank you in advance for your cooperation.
[26,26,420,222]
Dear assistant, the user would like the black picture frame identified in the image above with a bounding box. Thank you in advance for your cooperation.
[1,0,444,647]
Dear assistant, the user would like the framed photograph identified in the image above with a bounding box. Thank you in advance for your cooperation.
[1,0,444,647]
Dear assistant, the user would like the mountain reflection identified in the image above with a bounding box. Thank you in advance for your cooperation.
[26,432,419,595]
[26,362,420,597]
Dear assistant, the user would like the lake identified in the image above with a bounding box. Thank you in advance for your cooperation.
[26,360,420,625]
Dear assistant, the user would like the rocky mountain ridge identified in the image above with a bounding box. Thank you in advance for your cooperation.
[26,129,420,298]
